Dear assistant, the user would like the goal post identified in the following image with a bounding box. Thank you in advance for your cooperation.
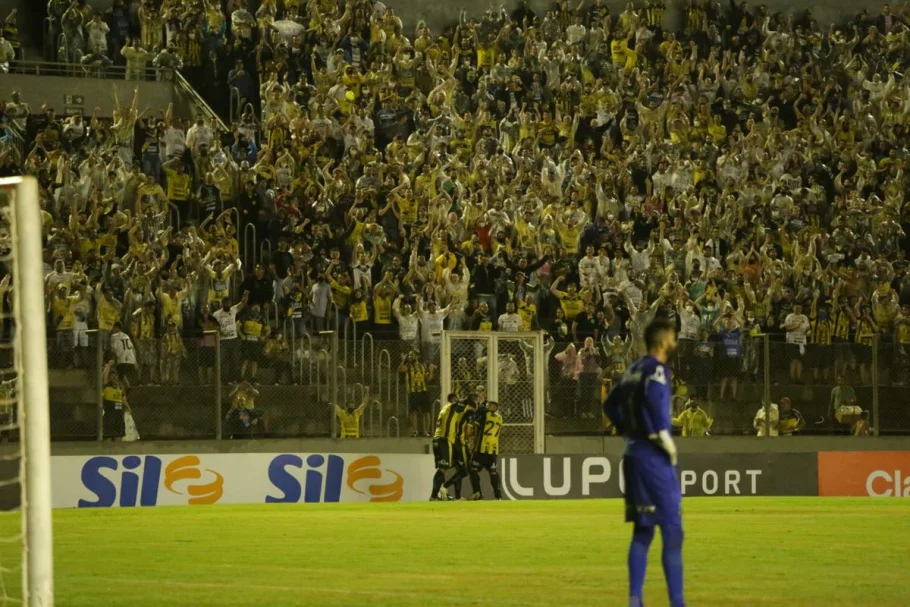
[2,176,54,607]
[440,331,546,454]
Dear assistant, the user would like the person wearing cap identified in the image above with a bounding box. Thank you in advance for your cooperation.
[778,397,805,436]
[672,399,713,437]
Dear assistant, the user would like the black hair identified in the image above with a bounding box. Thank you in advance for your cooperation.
[644,317,676,351]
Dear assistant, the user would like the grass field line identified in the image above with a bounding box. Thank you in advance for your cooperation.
[63,574,554,606]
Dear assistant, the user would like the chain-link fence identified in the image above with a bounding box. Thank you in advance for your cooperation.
[358,337,441,439]
[41,325,910,441]
[494,335,539,454]
[48,332,101,441]
[668,335,904,438]
[541,332,909,439]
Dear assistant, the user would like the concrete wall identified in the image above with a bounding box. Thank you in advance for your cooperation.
[2,73,197,119]
[49,437,434,456]
[41,435,910,457]
[382,0,883,34]
[5,0,886,38]
[547,435,910,454]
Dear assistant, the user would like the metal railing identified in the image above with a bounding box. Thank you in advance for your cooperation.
[174,70,229,133]
[1,123,26,165]
[42,328,910,441]
[6,60,230,140]
[243,223,257,270]
[9,60,161,79]
[361,331,374,383]
[387,416,400,438]
[229,87,242,123]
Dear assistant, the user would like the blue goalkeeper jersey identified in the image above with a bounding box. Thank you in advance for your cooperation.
[604,355,673,458]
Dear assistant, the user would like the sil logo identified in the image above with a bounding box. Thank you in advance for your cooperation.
[163,456,224,505]
[79,455,224,507]
[266,454,404,503]
[346,455,403,502]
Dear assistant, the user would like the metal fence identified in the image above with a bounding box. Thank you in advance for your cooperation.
[5,60,227,134]
[43,329,910,441]
[9,61,171,81]
[604,334,903,439]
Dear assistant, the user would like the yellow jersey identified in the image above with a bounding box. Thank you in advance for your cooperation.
[162,332,184,356]
[242,319,264,340]
[433,403,462,444]
[132,312,155,339]
[159,292,183,326]
[611,39,628,65]
[97,296,121,331]
[557,293,585,320]
[897,318,910,345]
[404,363,428,393]
[374,295,392,324]
[349,299,368,322]
[337,408,363,438]
[329,279,352,308]
[832,310,851,340]
[396,197,418,223]
[474,407,503,455]
[52,296,76,330]
[518,302,537,331]
[809,317,833,345]
[855,319,875,347]
[673,407,713,437]
[164,168,191,201]
[102,385,124,404]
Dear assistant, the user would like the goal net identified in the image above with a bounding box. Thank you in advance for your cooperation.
[440,331,545,454]
[0,177,54,606]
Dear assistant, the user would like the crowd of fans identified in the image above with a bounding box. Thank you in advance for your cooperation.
[2,0,910,438]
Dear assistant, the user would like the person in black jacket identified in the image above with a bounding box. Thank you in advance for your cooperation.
[468,253,501,328]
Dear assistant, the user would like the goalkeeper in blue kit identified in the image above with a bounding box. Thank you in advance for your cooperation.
[604,318,685,607]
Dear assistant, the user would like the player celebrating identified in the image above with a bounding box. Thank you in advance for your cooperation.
[441,396,477,500]
[429,393,462,501]
[604,317,685,607]
[468,399,502,500]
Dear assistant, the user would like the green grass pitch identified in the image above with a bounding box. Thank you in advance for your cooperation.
[0,498,908,606]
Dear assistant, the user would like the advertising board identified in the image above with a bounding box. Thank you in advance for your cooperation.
[56,449,910,507]
[497,453,818,500]
[817,451,910,497]
[52,453,436,508]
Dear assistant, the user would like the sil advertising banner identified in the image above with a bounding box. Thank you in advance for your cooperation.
[51,453,437,508]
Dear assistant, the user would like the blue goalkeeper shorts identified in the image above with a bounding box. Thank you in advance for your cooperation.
[623,452,681,528]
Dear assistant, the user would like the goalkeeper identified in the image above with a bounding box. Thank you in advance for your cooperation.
[604,317,686,607]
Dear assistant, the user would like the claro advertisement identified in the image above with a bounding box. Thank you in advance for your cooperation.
[817,451,910,497]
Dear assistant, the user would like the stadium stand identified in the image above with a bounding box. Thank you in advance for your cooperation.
[0,0,909,441]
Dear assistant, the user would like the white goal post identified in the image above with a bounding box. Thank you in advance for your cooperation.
[439,331,546,454]
[2,176,55,606]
